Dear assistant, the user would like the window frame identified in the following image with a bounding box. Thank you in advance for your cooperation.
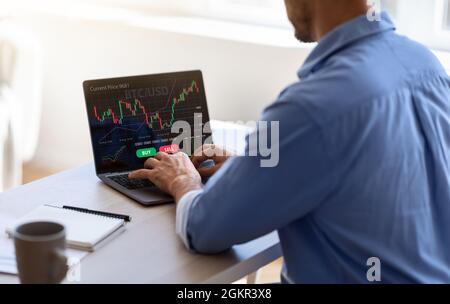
[87,0,450,51]
[173,0,450,51]
[181,0,290,28]
[434,0,450,50]
[444,0,450,29]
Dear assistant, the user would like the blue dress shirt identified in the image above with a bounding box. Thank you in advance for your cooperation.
[177,12,450,283]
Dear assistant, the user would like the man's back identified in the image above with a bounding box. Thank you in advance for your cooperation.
[275,12,450,283]
[180,13,450,283]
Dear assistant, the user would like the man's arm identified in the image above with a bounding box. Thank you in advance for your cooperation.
[182,101,337,253]
[129,99,336,254]
[176,189,204,249]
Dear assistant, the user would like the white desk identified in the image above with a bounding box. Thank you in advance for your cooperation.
[0,163,281,283]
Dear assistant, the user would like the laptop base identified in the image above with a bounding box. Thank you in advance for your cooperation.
[99,175,173,206]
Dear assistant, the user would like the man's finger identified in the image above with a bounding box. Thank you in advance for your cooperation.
[128,169,153,180]
[144,157,160,169]
[203,146,221,158]
[193,144,215,157]
[197,164,223,178]
[191,146,226,167]
[192,146,216,160]
[155,152,169,160]
[191,153,211,168]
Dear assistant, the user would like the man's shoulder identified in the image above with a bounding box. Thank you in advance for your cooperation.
[385,33,446,74]
[275,33,447,127]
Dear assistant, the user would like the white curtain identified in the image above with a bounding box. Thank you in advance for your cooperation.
[0,24,43,191]
[0,86,21,191]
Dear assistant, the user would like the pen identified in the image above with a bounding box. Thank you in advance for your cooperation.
[62,205,132,222]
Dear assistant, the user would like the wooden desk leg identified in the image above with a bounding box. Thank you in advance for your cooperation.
[246,270,260,284]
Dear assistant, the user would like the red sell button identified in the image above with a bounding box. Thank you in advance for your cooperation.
[159,144,179,154]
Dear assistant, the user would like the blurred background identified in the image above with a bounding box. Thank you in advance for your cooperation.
[0,0,449,283]
[0,0,449,189]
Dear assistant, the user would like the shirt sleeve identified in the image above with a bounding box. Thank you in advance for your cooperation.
[176,189,204,249]
[185,99,337,254]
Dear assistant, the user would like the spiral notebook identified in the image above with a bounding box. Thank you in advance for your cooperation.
[6,205,125,252]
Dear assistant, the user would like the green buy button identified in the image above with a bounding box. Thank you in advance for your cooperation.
[136,147,157,158]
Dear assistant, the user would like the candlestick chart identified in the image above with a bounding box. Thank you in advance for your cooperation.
[84,72,210,174]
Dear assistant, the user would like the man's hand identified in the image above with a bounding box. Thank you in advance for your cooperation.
[191,144,235,178]
[128,152,202,203]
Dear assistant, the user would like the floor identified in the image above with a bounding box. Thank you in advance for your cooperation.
[22,163,283,283]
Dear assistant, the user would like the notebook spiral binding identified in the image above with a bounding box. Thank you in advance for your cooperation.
[62,206,131,222]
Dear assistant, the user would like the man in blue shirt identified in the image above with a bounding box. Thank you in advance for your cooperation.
[130,0,450,283]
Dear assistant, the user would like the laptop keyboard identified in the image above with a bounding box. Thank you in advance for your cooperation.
[108,173,155,190]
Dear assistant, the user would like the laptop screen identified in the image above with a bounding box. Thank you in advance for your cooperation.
[83,70,211,174]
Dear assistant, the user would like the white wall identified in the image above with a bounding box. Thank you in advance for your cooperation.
[6,13,310,170]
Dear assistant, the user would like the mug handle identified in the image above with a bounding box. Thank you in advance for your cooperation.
[49,249,68,284]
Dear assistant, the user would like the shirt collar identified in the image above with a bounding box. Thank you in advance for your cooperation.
[298,12,396,78]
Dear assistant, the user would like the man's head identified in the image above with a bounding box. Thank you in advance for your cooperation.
[284,0,369,42]
[284,0,315,42]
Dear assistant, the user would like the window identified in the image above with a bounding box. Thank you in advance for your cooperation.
[380,0,398,17]
[445,0,450,29]
[384,0,450,51]
[100,0,290,27]
[182,0,450,50]
[434,0,450,50]
[181,0,289,28]
[91,0,450,50]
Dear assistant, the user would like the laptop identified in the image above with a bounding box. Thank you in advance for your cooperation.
[83,70,211,206]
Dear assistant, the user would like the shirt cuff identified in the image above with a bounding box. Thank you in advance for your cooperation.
[176,189,204,249]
